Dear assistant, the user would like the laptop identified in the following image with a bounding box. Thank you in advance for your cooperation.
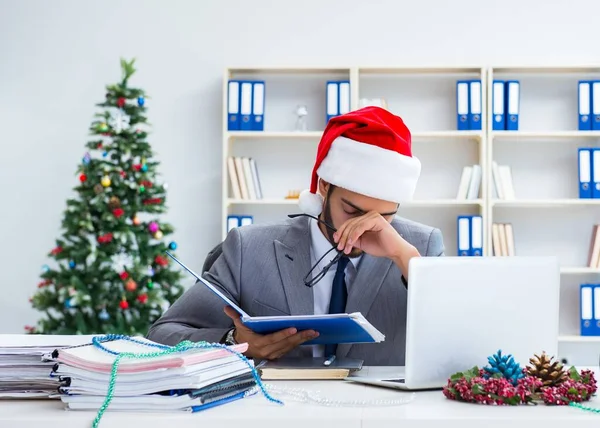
[345,256,560,391]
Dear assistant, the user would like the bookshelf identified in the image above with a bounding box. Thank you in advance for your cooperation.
[222,66,488,259]
[222,65,600,365]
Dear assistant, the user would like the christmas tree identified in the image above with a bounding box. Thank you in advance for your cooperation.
[27,58,184,335]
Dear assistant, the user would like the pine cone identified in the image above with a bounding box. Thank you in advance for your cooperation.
[526,352,567,387]
[108,196,121,210]
[484,350,524,386]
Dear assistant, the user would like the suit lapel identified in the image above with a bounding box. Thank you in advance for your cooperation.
[274,216,314,316]
[337,253,393,358]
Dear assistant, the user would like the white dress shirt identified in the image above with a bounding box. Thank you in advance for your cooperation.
[308,218,361,357]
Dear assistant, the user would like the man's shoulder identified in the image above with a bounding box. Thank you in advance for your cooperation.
[227,217,302,244]
[390,215,442,255]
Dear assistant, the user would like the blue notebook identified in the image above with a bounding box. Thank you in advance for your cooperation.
[165,252,385,346]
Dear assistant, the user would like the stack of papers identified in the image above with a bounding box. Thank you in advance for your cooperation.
[46,336,258,412]
[0,334,94,398]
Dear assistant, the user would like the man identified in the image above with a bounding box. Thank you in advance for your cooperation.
[147,106,445,366]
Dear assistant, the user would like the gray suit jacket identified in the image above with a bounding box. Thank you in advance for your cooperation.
[147,215,445,365]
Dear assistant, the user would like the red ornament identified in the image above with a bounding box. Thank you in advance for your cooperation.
[50,246,63,255]
[137,293,148,304]
[120,171,126,178]
[154,255,169,267]
[119,272,129,280]
[125,279,137,292]
[97,143,103,149]
[143,198,163,205]
[113,208,125,218]
[37,279,52,288]
[79,174,87,182]
[140,180,153,188]
[24,325,36,333]
[97,233,113,244]
[117,97,126,107]
[119,300,129,309]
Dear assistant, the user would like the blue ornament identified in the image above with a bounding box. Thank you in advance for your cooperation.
[82,152,91,165]
[168,241,177,250]
[483,350,524,386]
[69,260,76,269]
[41,264,50,273]
[137,96,145,106]
[99,309,110,321]
[102,151,108,158]
[141,164,148,172]
[64,298,75,309]
[147,266,155,276]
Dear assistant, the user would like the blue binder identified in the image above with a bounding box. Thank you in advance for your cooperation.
[593,81,600,131]
[239,81,253,131]
[593,148,600,198]
[578,80,592,131]
[468,80,482,130]
[251,81,265,131]
[492,80,506,131]
[456,81,469,130]
[227,80,241,131]
[457,215,471,256]
[239,215,253,226]
[580,283,600,336]
[579,148,593,198]
[164,252,385,346]
[505,80,520,131]
[227,215,240,233]
[326,81,339,124]
[470,215,483,256]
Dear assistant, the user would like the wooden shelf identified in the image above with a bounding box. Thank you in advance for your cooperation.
[560,267,600,275]
[225,131,323,139]
[492,130,600,139]
[491,199,600,207]
[227,198,299,206]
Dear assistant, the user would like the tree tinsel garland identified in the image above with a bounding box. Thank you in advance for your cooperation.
[443,351,597,406]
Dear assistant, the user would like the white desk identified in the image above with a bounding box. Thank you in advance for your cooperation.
[1,367,600,428]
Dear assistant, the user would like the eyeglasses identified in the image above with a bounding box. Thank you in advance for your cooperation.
[287,213,345,288]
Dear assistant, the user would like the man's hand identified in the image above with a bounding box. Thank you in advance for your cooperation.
[333,211,420,277]
[224,306,319,360]
[333,211,412,259]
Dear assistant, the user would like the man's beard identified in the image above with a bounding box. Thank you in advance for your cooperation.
[321,198,363,258]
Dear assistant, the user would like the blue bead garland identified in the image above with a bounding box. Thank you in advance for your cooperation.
[88,334,282,428]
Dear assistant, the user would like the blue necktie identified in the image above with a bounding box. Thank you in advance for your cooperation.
[324,256,350,358]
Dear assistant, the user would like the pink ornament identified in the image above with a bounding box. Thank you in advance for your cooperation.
[148,222,159,233]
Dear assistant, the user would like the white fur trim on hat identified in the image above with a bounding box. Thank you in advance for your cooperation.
[316,136,421,203]
[298,189,324,216]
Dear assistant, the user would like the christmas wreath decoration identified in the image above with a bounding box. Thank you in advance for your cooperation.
[443,350,597,406]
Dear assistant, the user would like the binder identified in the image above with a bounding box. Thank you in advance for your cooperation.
[581,284,594,335]
[505,80,520,131]
[239,81,253,131]
[593,149,600,198]
[593,81,600,130]
[468,80,482,130]
[470,215,483,256]
[251,81,265,131]
[165,252,385,345]
[338,81,351,115]
[227,80,241,131]
[227,216,239,233]
[457,215,471,256]
[326,81,339,124]
[456,81,469,130]
[578,148,593,198]
[239,216,253,226]
[578,80,592,131]
[492,80,506,131]
[595,284,600,335]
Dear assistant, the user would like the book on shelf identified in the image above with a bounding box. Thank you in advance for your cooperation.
[491,161,515,200]
[456,164,481,200]
[227,156,263,200]
[492,223,515,256]
[587,224,600,269]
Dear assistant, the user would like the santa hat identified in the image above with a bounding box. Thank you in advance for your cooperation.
[298,106,421,216]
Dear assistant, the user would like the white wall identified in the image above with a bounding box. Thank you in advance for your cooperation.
[2,0,600,358]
